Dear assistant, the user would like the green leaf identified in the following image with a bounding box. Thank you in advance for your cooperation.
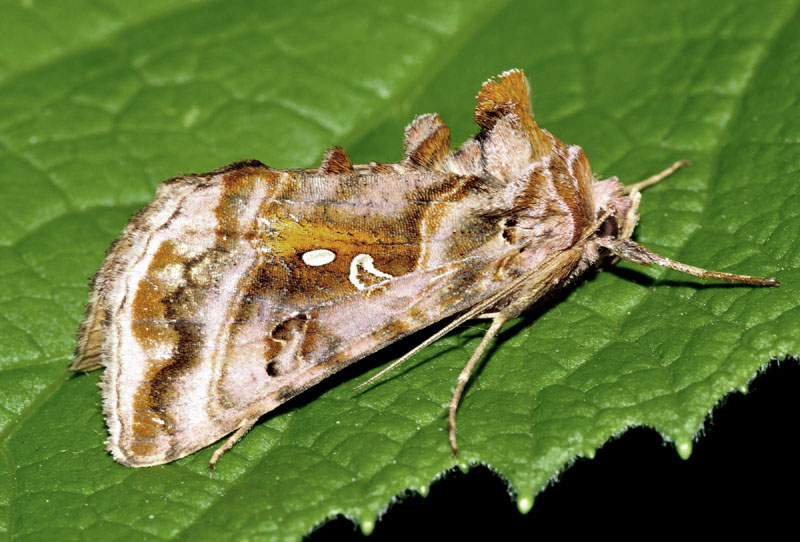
[1,0,798,539]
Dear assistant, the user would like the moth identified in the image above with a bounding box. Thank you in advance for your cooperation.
[71,69,777,468]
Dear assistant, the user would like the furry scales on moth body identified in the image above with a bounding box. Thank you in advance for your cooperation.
[71,69,777,468]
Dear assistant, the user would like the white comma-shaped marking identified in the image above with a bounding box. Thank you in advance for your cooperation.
[349,254,393,290]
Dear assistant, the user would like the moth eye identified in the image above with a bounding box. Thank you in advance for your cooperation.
[597,213,619,238]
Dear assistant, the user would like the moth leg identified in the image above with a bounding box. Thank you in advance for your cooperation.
[476,312,500,319]
[619,160,691,239]
[449,316,507,456]
[208,416,259,470]
[619,188,642,240]
[623,160,691,195]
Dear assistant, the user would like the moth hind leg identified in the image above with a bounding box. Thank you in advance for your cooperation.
[208,416,260,470]
[448,316,507,456]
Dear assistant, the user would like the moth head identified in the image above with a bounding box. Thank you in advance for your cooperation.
[590,176,637,242]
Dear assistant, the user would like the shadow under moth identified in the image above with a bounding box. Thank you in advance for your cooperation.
[71,69,778,468]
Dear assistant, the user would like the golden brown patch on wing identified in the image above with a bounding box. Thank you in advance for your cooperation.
[256,200,422,300]
[320,146,355,174]
[130,300,204,457]
[127,240,194,457]
[129,337,178,456]
[131,241,181,348]
[475,70,551,159]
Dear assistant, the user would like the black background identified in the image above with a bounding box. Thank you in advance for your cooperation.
[308,359,798,539]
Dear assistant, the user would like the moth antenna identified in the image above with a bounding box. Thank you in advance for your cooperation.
[596,238,779,286]
[351,301,492,392]
[448,316,506,456]
[623,160,691,194]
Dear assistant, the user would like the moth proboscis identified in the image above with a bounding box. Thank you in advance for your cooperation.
[71,69,778,468]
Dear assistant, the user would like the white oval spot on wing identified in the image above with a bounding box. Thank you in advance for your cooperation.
[302,249,336,266]
[349,253,394,290]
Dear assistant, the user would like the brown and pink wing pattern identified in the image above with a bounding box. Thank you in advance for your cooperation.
[73,69,599,466]
[76,161,514,465]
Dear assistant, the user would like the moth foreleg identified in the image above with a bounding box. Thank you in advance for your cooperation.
[622,159,691,195]
[208,416,259,470]
[448,316,507,456]
[620,160,691,239]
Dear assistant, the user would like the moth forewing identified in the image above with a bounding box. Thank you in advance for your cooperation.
[72,69,778,468]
